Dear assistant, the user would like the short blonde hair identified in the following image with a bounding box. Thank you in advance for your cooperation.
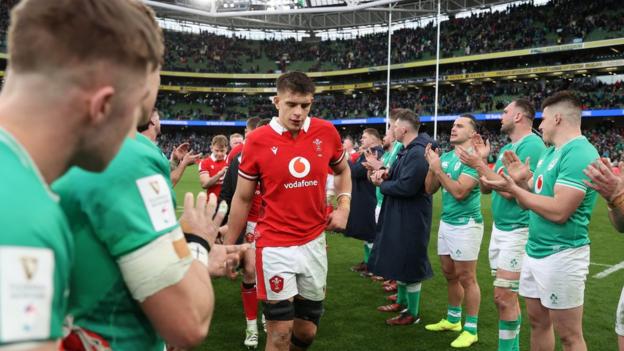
[211,135,229,148]
[8,0,164,77]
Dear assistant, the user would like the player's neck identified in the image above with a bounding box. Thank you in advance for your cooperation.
[401,132,417,147]
[508,125,532,143]
[553,127,582,149]
[0,102,75,184]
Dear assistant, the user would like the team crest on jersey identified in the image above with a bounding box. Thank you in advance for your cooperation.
[442,161,449,169]
[21,256,38,280]
[535,174,544,193]
[288,157,311,178]
[269,275,284,293]
[312,138,323,155]
[547,158,558,171]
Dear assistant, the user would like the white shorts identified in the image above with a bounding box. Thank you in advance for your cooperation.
[519,245,589,309]
[256,234,327,302]
[616,286,624,336]
[374,205,381,224]
[437,220,484,261]
[326,174,335,198]
[488,224,529,274]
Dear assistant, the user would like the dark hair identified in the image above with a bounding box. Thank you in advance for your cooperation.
[459,113,478,131]
[363,128,381,141]
[276,72,315,95]
[541,90,582,110]
[394,109,420,131]
[513,98,535,120]
[246,116,261,130]
[257,118,271,127]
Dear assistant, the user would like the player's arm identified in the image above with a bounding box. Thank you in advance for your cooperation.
[224,176,257,245]
[424,169,441,195]
[137,193,247,349]
[436,172,479,201]
[508,183,584,224]
[171,152,201,187]
[200,168,226,190]
[327,153,352,231]
[608,206,624,233]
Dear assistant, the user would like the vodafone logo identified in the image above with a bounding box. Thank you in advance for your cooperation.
[288,157,311,178]
[535,174,544,193]
[496,167,505,176]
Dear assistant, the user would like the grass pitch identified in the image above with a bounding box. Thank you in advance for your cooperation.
[174,166,624,351]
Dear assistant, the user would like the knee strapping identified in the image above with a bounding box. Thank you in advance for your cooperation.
[291,334,313,349]
[493,278,520,292]
[294,299,324,326]
[262,300,295,321]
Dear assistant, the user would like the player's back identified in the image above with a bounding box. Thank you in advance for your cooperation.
[0,128,72,346]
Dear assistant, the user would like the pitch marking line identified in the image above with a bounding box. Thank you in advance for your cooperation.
[594,261,624,279]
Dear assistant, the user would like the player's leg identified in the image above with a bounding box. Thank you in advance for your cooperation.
[550,306,586,351]
[291,234,328,349]
[525,298,554,351]
[425,254,463,332]
[451,259,480,347]
[257,246,299,351]
[616,286,624,351]
[242,247,259,348]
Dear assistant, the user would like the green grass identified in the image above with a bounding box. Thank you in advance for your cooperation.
[174,165,624,350]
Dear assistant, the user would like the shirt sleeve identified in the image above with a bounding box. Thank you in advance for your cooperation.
[460,163,479,181]
[555,146,597,193]
[199,159,210,175]
[238,137,260,181]
[328,126,345,166]
[89,158,179,258]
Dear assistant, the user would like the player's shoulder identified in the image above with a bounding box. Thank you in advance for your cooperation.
[562,136,598,160]
[310,117,338,134]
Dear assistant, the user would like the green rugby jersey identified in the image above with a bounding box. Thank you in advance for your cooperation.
[136,133,174,193]
[53,135,179,351]
[492,133,546,231]
[0,128,73,345]
[440,150,483,225]
[376,141,403,206]
[526,136,599,258]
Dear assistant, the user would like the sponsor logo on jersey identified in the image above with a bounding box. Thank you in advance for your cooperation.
[21,257,38,280]
[271,146,278,155]
[288,157,311,178]
[547,158,558,171]
[496,167,505,176]
[535,174,544,193]
[454,162,461,171]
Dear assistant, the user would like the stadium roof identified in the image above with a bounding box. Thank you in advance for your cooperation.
[146,0,524,32]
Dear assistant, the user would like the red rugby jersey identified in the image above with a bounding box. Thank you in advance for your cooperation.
[199,155,227,198]
[238,117,344,247]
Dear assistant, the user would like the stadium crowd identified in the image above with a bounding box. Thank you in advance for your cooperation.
[156,76,624,120]
[1,0,623,73]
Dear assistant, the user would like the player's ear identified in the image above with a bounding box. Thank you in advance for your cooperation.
[87,85,115,126]
[272,95,280,109]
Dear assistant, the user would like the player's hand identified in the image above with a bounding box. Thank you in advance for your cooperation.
[424,143,441,172]
[456,145,483,170]
[179,192,228,245]
[208,243,249,278]
[181,150,201,167]
[370,170,385,186]
[471,134,490,160]
[583,158,624,201]
[364,149,384,170]
[502,151,531,184]
[326,207,349,232]
[480,173,517,194]
[172,142,191,163]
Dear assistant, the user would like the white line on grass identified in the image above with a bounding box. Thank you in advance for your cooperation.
[590,262,613,268]
[594,261,624,279]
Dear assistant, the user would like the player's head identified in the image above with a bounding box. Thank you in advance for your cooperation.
[257,118,272,127]
[391,109,420,143]
[343,136,355,152]
[229,133,243,148]
[137,108,161,142]
[450,114,477,145]
[539,90,582,144]
[210,135,229,161]
[500,98,535,134]
[273,72,315,134]
[360,128,381,149]
[382,131,395,150]
[245,117,261,137]
[4,0,163,172]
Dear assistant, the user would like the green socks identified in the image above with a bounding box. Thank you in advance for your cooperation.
[406,282,422,318]
[447,305,462,324]
[464,315,478,335]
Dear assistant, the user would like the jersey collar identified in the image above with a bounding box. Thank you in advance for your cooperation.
[269,117,311,135]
